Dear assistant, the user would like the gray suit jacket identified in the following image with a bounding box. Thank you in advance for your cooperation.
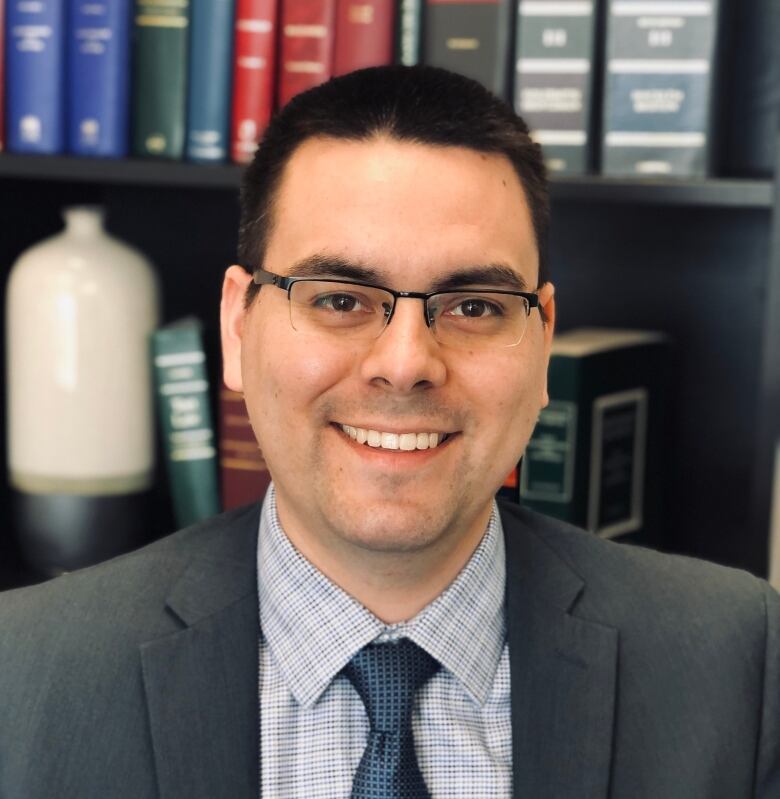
[1,501,778,798]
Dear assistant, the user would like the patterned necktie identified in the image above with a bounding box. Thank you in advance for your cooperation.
[342,639,441,799]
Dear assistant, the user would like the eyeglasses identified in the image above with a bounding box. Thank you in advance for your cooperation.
[251,267,540,350]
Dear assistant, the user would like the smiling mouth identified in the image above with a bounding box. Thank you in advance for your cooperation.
[338,424,454,451]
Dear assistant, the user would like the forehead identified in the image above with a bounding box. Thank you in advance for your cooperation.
[264,136,539,289]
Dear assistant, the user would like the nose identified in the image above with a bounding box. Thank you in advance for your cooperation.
[359,296,447,393]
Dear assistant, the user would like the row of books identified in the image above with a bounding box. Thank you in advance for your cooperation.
[1,0,729,176]
[154,318,669,545]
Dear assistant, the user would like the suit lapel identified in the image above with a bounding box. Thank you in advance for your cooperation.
[501,505,618,799]
[140,508,261,799]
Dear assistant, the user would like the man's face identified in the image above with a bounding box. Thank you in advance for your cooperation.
[222,136,555,561]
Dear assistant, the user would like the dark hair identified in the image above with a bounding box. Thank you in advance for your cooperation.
[239,64,549,306]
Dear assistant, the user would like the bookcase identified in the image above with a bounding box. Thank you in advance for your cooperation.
[0,150,777,590]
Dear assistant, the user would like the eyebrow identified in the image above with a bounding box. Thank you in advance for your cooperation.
[285,255,530,292]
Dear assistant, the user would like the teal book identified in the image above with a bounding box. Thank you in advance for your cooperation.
[514,0,600,175]
[152,318,220,528]
[601,0,722,177]
[520,328,670,542]
[395,0,422,66]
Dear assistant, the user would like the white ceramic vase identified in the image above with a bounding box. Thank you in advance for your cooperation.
[5,205,160,572]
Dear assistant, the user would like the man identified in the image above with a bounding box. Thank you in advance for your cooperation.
[0,66,778,799]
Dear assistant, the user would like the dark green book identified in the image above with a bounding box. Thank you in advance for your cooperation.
[152,318,220,528]
[131,0,191,159]
[423,0,514,98]
[396,0,423,66]
[520,328,669,542]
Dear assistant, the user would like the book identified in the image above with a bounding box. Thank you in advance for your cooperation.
[423,0,514,98]
[68,0,132,157]
[5,0,66,153]
[721,0,780,177]
[0,0,5,151]
[333,0,395,76]
[395,0,422,65]
[219,386,271,509]
[230,0,278,164]
[520,328,670,541]
[514,0,599,175]
[601,0,722,177]
[278,0,337,108]
[131,0,191,159]
[152,319,221,529]
[186,0,235,163]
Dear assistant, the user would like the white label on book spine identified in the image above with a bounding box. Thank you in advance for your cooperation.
[608,59,709,73]
[520,1,593,15]
[517,58,591,74]
[612,1,711,15]
[606,131,706,147]
[532,130,588,145]
[588,388,647,539]
[155,351,205,367]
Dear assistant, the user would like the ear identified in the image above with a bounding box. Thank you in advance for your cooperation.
[220,266,254,392]
[537,281,556,408]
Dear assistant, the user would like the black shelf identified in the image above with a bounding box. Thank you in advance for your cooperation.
[0,153,774,208]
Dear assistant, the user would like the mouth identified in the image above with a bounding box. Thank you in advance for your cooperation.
[336,423,455,452]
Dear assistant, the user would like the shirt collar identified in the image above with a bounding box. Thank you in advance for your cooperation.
[257,484,506,708]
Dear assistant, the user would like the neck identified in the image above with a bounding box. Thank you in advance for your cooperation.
[275,501,492,624]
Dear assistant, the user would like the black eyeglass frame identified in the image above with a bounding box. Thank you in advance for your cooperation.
[250,267,540,330]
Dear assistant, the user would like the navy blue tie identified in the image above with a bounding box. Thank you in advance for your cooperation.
[343,639,440,799]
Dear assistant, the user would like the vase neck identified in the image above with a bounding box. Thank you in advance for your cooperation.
[63,206,105,238]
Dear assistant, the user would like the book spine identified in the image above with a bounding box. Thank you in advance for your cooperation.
[230,0,278,164]
[219,387,271,509]
[423,0,514,98]
[68,0,132,157]
[0,0,5,151]
[152,324,221,529]
[131,0,191,159]
[601,0,720,177]
[186,0,236,163]
[395,0,422,65]
[278,0,337,108]
[333,0,395,75]
[5,0,66,153]
[514,0,598,175]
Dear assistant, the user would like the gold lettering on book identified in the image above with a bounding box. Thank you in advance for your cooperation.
[136,14,188,26]
[284,24,326,37]
[137,0,188,7]
[446,37,480,50]
[348,4,374,23]
[285,61,326,74]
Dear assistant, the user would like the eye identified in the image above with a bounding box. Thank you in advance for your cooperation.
[312,292,366,313]
[448,297,504,318]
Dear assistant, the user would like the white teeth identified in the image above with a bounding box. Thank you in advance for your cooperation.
[381,432,399,450]
[341,425,449,451]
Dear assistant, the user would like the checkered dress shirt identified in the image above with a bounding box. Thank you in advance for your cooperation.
[257,484,512,798]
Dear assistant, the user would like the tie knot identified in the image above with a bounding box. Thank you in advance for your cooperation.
[342,639,440,733]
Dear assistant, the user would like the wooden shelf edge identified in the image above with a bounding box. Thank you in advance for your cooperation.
[0,153,774,207]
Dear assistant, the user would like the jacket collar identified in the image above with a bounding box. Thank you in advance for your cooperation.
[140,504,261,799]
[500,501,618,799]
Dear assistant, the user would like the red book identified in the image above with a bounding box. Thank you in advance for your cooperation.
[278,0,337,107]
[333,0,395,76]
[219,386,272,510]
[230,0,279,164]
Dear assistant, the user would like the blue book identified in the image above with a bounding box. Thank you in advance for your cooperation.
[68,0,132,157]
[5,0,66,153]
[185,0,235,163]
